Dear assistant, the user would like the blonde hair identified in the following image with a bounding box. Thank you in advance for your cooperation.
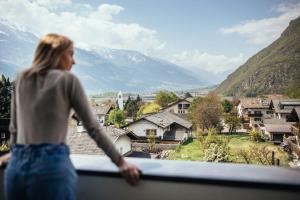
[23,33,73,77]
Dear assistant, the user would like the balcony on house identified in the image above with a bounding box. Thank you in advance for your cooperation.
[247,111,263,117]
[1,155,300,200]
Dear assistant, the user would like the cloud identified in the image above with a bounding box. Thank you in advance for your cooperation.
[221,2,300,45]
[170,50,246,73]
[0,0,164,55]
[35,0,71,6]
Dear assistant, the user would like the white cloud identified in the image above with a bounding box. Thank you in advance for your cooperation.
[221,2,300,45]
[170,50,246,73]
[35,0,71,6]
[0,0,164,55]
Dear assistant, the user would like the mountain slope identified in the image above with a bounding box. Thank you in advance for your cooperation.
[215,16,300,97]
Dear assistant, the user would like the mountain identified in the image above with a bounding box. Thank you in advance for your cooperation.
[215,16,300,97]
[0,20,208,93]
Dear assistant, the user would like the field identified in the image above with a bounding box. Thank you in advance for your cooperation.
[166,133,290,166]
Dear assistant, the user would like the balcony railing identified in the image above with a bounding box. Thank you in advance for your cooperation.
[248,113,263,117]
[1,155,300,200]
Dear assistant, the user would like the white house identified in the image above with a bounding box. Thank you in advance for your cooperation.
[162,97,193,115]
[123,112,193,142]
[237,98,273,126]
[68,126,135,155]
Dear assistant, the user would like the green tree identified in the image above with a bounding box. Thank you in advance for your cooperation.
[108,109,125,128]
[154,91,178,107]
[137,102,160,117]
[249,129,261,142]
[224,112,241,134]
[222,99,233,113]
[0,75,13,118]
[284,87,300,98]
[124,95,143,119]
[147,130,156,152]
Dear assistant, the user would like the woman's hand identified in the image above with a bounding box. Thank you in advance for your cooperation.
[117,158,141,186]
[0,153,11,167]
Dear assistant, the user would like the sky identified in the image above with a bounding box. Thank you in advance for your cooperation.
[0,0,300,74]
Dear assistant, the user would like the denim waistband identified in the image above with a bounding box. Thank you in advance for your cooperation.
[12,143,70,158]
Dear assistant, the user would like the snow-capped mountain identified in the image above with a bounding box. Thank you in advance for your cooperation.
[0,20,209,93]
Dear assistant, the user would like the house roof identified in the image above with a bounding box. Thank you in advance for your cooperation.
[239,98,271,109]
[144,112,192,129]
[263,118,294,125]
[67,126,130,155]
[124,111,192,129]
[263,118,287,124]
[264,124,292,133]
[271,99,300,114]
[91,103,113,115]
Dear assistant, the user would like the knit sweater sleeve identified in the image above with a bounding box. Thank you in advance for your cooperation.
[67,73,122,165]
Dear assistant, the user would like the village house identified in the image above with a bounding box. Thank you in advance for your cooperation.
[67,125,136,155]
[161,97,193,120]
[74,101,113,133]
[271,99,300,120]
[260,123,292,144]
[91,103,113,127]
[123,112,192,142]
[237,98,273,127]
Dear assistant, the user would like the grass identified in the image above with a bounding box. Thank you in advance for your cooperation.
[166,133,290,166]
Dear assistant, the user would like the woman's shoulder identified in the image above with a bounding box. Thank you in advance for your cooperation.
[47,69,79,81]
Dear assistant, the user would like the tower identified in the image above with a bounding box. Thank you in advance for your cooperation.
[117,91,124,110]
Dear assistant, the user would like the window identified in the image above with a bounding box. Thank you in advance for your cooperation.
[146,129,157,136]
[254,111,261,114]
[254,118,261,121]
[1,132,6,139]
[178,104,183,109]
[183,104,190,109]
[266,111,273,114]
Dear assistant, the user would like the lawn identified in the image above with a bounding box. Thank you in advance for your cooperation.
[166,133,290,166]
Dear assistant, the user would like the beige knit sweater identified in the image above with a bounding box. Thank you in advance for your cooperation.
[9,69,121,164]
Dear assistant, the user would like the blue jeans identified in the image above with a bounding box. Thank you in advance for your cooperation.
[4,143,77,200]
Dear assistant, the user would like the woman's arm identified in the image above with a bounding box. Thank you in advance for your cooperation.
[68,73,140,185]
[68,73,122,164]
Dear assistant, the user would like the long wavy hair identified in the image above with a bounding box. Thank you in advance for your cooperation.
[23,33,73,78]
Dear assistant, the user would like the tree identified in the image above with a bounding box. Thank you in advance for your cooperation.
[154,90,178,107]
[147,130,156,152]
[124,95,143,119]
[224,112,241,134]
[190,92,222,131]
[108,109,125,128]
[284,87,300,99]
[237,145,274,165]
[249,129,261,142]
[137,102,160,117]
[201,128,230,162]
[222,99,233,113]
[0,75,13,118]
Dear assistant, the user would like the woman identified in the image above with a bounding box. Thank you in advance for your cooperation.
[0,33,140,200]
